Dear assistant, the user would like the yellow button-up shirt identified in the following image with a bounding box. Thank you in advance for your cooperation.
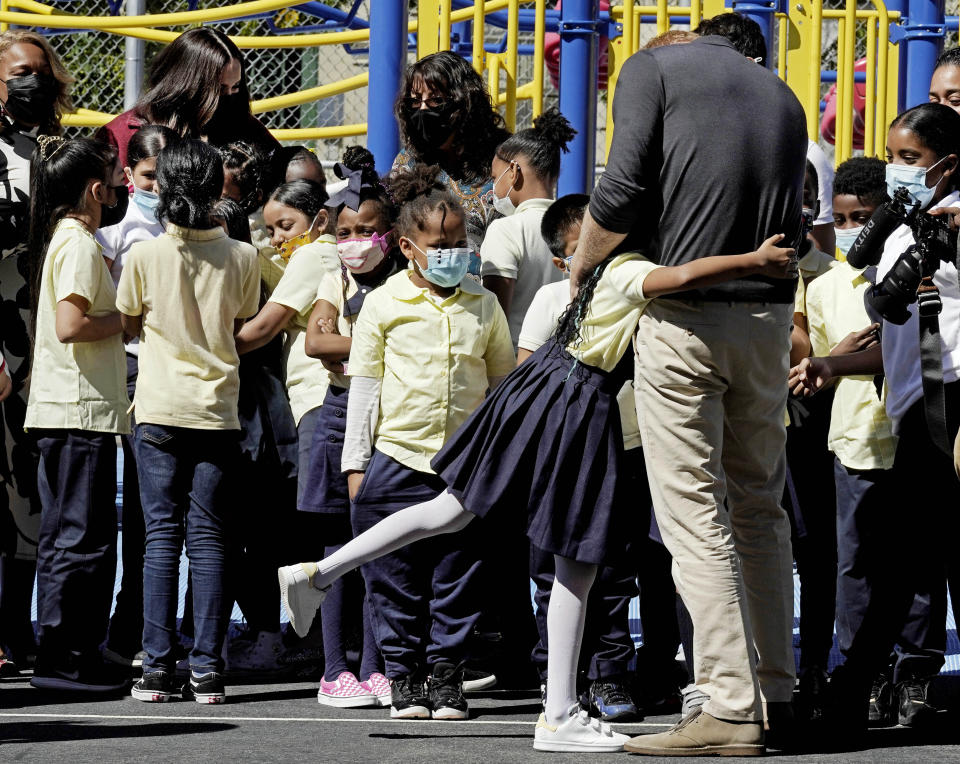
[805,261,897,470]
[25,219,129,434]
[348,269,516,473]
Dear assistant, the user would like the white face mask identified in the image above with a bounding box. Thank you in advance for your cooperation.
[490,162,517,217]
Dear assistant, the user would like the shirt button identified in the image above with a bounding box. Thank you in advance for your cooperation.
[440,370,447,377]
[327,434,336,442]
[334,408,344,418]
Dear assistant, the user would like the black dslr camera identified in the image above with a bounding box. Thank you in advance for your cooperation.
[846,187,958,324]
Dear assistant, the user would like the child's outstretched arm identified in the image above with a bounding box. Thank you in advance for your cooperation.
[642,234,796,298]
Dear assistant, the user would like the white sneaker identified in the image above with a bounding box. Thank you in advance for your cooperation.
[278,563,328,638]
[227,629,284,672]
[533,706,631,752]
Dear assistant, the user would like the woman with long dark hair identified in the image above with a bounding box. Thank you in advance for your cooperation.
[96,27,278,167]
[0,29,74,678]
[393,51,510,250]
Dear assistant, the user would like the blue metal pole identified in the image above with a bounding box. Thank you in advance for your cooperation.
[367,0,408,174]
[730,1,776,70]
[885,0,909,113]
[557,0,599,195]
[903,0,945,108]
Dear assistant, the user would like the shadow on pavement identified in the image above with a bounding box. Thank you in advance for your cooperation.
[0,720,237,744]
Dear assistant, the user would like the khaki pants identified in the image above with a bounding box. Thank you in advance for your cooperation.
[634,299,795,722]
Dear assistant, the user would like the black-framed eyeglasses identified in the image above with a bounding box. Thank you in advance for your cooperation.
[405,95,448,111]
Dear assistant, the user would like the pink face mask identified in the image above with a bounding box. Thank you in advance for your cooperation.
[337,230,391,273]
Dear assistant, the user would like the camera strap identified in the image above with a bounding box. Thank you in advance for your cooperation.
[917,277,953,456]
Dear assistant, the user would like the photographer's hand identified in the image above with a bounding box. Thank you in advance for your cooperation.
[927,205,960,230]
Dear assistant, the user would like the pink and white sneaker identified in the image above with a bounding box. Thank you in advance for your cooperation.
[317,671,378,708]
[362,672,393,707]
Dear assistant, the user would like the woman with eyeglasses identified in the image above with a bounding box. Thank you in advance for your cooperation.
[393,51,510,253]
[95,28,279,168]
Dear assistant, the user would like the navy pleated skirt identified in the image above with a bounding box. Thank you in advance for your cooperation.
[299,385,350,514]
[432,342,632,565]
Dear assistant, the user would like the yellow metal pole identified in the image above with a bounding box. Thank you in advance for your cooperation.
[622,2,634,58]
[473,0,485,73]
[690,0,702,28]
[841,0,857,163]
[418,1,440,57]
[532,0,545,118]
[836,17,846,164]
[1,0,8,33]
[656,0,668,35]
[504,0,518,131]
[439,0,452,52]
[864,17,877,157]
[776,13,787,80]
[809,0,823,142]
[875,0,894,157]
[488,52,501,114]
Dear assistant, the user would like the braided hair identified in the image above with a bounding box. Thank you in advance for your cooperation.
[386,162,463,240]
[552,259,613,355]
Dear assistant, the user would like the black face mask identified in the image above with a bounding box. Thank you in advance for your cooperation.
[408,105,454,149]
[203,92,248,140]
[99,185,129,229]
[2,73,57,126]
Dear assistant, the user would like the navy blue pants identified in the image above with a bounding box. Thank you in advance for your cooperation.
[135,423,238,675]
[351,450,482,679]
[107,353,144,656]
[35,429,117,676]
[785,390,838,673]
[296,405,323,509]
[834,381,959,684]
[834,458,946,682]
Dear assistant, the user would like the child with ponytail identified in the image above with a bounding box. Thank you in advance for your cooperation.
[280,209,796,747]
[25,136,131,692]
[300,146,403,707]
[482,108,576,346]
[118,140,260,704]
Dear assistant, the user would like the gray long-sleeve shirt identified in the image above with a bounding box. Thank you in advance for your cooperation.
[590,36,807,303]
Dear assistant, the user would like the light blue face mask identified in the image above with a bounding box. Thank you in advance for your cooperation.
[885,156,947,210]
[409,241,472,287]
[132,186,160,221]
[834,225,863,257]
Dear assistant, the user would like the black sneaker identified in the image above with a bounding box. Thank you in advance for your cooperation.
[182,672,225,704]
[31,658,129,693]
[462,667,497,692]
[427,663,468,720]
[868,673,895,726]
[589,677,642,722]
[132,671,177,702]
[390,674,431,719]
[896,678,937,727]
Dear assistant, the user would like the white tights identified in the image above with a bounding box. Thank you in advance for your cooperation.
[311,489,597,726]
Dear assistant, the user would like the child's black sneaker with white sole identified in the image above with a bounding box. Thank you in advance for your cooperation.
[427,662,468,720]
[390,674,431,719]
[182,672,225,704]
[132,671,177,702]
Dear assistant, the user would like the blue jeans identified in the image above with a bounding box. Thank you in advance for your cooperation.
[135,423,238,675]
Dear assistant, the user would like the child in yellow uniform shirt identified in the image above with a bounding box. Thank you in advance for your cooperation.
[24,137,131,693]
[118,140,260,705]
[279,181,796,748]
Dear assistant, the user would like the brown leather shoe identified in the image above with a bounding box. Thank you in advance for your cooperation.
[623,707,764,756]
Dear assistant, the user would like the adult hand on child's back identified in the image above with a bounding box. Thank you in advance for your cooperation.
[754,234,797,279]
[831,324,880,356]
[347,471,364,501]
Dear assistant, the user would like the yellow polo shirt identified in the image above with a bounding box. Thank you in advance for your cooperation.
[25,218,129,433]
[348,269,516,473]
[805,261,897,470]
[569,253,662,373]
[268,235,341,424]
[116,225,260,430]
[794,245,836,317]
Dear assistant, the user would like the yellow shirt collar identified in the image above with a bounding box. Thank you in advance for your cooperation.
[386,269,486,302]
[165,224,227,241]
